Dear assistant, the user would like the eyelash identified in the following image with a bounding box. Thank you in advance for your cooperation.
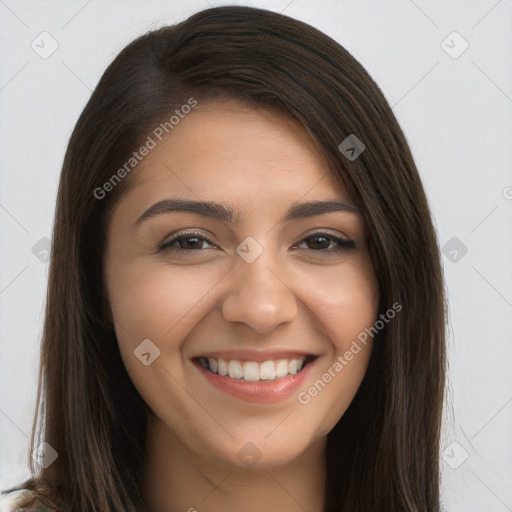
[158,230,356,253]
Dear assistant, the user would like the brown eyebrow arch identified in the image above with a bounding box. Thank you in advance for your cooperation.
[135,198,360,225]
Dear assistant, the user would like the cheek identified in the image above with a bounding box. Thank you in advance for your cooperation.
[107,263,220,342]
[105,261,224,417]
[291,258,378,429]
[105,256,243,427]
[296,256,379,348]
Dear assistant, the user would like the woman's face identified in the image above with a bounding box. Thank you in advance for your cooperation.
[104,100,379,469]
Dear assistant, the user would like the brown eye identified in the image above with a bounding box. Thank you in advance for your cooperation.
[176,236,205,249]
[306,235,331,250]
[158,232,217,251]
[296,232,356,253]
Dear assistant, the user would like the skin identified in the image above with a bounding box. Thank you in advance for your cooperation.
[103,100,379,512]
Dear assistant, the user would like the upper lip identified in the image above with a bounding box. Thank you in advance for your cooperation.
[192,349,317,362]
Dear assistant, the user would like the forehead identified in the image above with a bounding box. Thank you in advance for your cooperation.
[119,100,349,208]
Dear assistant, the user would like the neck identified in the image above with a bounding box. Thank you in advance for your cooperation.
[142,413,327,512]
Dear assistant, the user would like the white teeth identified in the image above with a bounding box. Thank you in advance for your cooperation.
[259,360,276,380]
[275,359,288,378]
[228,360,243,379]
[288,358,304,374]
[208,358,218,373]
[217,358,228,376]
[199,356,309,381]
[243,361,259,381]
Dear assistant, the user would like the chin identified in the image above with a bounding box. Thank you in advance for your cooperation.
[199,430,320,471]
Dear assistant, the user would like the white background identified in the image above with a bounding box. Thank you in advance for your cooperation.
[0,1,511,511]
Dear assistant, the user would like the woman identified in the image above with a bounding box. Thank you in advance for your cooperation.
[1,5,446,511]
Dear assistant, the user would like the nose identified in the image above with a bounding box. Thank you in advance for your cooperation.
[221,252,298,333]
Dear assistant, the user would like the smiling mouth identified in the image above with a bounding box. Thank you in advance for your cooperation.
[193,355,316,382]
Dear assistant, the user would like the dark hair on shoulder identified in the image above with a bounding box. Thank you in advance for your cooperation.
[3,5,446,511]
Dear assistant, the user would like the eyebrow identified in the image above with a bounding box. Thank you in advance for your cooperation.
[135,198,360,225]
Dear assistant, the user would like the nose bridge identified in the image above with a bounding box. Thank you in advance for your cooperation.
[221,244,298,333]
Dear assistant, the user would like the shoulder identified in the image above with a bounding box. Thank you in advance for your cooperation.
[0,489,56,512]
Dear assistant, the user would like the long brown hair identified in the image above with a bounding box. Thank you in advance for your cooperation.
[2,6,446,511]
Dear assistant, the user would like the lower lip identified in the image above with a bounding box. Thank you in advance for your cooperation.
[194,360,315,403]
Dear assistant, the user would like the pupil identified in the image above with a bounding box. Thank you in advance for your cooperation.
[309,236,328,249]
[183,237,201,249]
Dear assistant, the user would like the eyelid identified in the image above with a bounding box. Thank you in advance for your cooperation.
[297,228,351,241]
[292,230,356,250]
[158,229,218,250]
